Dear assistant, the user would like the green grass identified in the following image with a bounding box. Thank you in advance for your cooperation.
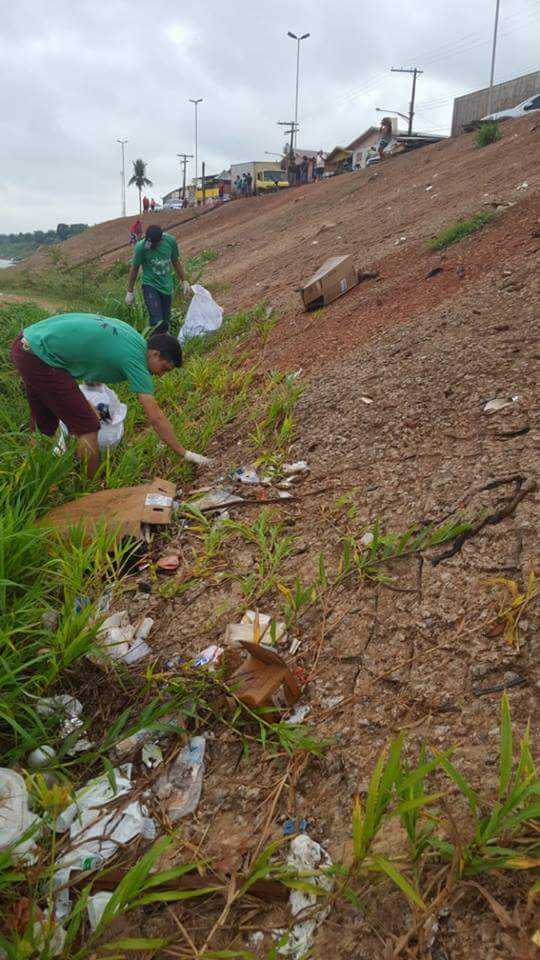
[475,120,502,148]
[427,209,496,251]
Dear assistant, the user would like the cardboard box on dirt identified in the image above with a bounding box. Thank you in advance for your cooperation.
[300,254,358,310]
[38,477,176,542]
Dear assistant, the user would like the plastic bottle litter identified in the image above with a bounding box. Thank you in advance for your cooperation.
[276,834,333,958]
[0,768,40,862]
[154,736,206,822]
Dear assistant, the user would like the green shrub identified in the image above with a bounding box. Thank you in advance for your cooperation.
[428,209,496,251]
[475,120,502,148]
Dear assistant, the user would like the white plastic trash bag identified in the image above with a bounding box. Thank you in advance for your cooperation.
[58,383,127,452]
[178,284,223,345]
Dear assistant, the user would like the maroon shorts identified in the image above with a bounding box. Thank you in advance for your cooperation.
[11,334,100,438]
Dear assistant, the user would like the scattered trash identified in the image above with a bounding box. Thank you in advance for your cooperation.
[242,610,287,644]
[178,284,223,345]
[111,729,156,762]
[36,695,87,751]
[192,488,244,512]
[278,491,293,499]
[426,184,433,191]
[234,465,261,485]
[55,765,155,892]
[516,181,528,190]
[39,477,176,544]
[0,768,40,861]
[87,891,114,932]
[426,266,444,278]
[394,236,407,245]
[142,743,164,769]
[96,612,153,665]
[193,644,223,669]
[276,834,333,958]
[230,641,301,709]
[31,913,66,957]
[154,736,206,822]
[287,704,310,724]
[360,531,374,548]
[28,745,56,769]
[483,396,519,414]
[283,818,309,836]
[289,637,302,655]
[300,255,359,310]
[360,395,374,404]
[156,554,180,572]
[283,461,309,476]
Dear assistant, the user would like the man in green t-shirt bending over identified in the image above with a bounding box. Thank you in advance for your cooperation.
[10,313,211,478]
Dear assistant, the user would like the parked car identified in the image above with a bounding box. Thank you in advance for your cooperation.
[163,201,184,210]
[482,92,540,122]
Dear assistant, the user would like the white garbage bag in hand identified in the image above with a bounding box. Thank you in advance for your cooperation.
[58,383,127,452]
[178,284,223,346]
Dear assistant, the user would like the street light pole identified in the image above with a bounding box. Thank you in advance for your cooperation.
[486,0,501,115]
[287,32,310,149]
[116,138,128,217]
[189,98,203,189]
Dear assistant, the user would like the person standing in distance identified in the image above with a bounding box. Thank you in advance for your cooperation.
[125,225,190,333]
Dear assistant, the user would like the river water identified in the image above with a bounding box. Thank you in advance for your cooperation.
[0,258,14,269]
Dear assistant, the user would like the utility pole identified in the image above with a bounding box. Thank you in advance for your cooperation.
[486,0,501,115]
[278,120,299,162]
[391,67,423,135]
[287,32,310,148]
[202,161,206,206]
[177,152,193,203]
[116,138,128,217]
[189,98,203,187]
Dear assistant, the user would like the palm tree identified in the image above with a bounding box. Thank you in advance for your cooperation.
[128,159,153,214]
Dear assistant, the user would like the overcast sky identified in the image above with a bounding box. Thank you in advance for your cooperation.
[1,0,538,232]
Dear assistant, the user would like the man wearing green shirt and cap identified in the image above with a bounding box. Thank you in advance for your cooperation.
[10,313,211,478]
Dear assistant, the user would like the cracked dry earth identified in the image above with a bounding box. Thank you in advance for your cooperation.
[103,221,539,958]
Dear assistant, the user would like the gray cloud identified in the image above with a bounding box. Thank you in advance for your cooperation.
[1,0,538,231]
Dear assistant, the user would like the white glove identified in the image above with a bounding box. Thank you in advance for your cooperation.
[184,450,213,466]
[182,281,192,296]
[125,291,135,306]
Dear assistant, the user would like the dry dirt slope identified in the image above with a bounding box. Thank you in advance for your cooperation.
[94,124,537,956]
[10,118,540,957]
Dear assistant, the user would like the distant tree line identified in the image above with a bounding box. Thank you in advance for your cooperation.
[0,223,88,260]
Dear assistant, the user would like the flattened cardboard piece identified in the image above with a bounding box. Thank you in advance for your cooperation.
[38,477,176,542]
[230,640,301,709]
[300,254,358,310]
